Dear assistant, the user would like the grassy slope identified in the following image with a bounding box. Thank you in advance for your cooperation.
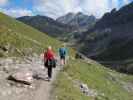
[52,58,133,100]
[0,12,61,56]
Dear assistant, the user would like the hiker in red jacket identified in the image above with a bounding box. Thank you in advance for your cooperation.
[44,46,56,81]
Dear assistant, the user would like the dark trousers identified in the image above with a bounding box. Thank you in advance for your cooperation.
[48,66,52,78]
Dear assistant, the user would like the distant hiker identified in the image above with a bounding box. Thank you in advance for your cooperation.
[44,46,56,81]
[59,44,67,65]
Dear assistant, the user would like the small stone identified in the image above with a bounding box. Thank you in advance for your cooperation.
[29,85,35,89]
[79,83,97,97]
[7,90,12,95]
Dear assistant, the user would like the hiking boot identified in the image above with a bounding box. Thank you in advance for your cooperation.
[48,77,51,81]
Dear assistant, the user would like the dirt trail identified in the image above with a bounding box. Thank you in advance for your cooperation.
[32,66,60,100]
[0,57,61,100]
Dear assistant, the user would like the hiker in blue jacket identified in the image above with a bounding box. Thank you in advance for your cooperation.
[59,44,67,65]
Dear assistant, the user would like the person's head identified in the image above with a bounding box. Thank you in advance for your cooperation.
[62,43,66,47]
[47,46,52,50]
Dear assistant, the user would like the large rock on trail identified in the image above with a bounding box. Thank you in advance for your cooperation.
[9,69,33,85]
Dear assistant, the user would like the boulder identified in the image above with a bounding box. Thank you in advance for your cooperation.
[80,83,97,97]
[8,69,33,85]
[123,82,133,93]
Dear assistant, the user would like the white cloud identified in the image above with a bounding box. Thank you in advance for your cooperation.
[33,0,133,19]
[33,0,114,18]
[0,8,33,17]
[0,0,8,6]
[80,0,110,17]
[0,0,132,18]
[33,0,82,18]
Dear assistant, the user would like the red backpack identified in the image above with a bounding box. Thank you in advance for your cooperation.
[44,50,56,68]
[44,50,55,60]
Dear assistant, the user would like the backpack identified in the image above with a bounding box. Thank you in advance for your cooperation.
[59,48,66,56]
[45,59,56,68]
[44,50,56,68]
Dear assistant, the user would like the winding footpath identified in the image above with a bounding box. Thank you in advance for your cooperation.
[23,57,62,100]
[32,65,60,100]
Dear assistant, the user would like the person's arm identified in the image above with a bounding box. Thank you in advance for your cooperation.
[53,51,56,59]
[44,52,47,62]
[65,48,68,55]
[65,48,69,60]
[58,48,61,56]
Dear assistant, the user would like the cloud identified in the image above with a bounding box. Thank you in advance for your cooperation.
[0,0,8,6]
[32,0,113,18]
[33,0,133,19]
[0,8,33,17]
[0,0,132,18]
[33,0,82,18]
[33,0,112,18]
[80,0,110,17]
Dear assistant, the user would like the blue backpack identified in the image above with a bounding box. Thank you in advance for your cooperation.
[59,48,66,56]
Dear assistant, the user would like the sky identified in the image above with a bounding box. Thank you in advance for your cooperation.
[0,0,132,19]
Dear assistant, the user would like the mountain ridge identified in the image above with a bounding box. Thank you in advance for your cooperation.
[17,15,72,37]
[17,12,97,42]
[80,2,133,61]
[56,12,97,31]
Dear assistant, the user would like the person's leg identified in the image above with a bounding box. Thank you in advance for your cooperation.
[48,66,52,79]
[60,56,66,65]
[62,56,66,65]
[63,56,66,65]
[61,59,63,65]
[60,56,63,65]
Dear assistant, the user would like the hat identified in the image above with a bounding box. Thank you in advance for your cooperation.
[48,46,52,50]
